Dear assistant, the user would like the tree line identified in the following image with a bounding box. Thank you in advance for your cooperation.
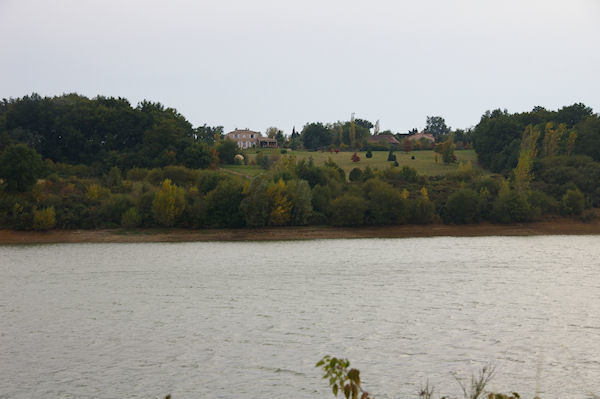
[1,93,599,231]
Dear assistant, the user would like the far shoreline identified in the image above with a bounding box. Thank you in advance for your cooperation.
[1,218,600,244]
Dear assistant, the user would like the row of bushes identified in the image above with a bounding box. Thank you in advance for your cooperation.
[0,155,592,231]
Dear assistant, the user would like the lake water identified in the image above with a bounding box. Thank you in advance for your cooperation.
[1,236,600,398]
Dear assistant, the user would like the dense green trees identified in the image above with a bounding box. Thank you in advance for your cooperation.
[0,148,596,231]
[183,143,215,169]
[1,95,599,231]
[205,178,245,228]
[473,104,600,172]
[362,179,407,224]
[473,109,524,171]
[215,139,239,165]
[424,115,450,139]
[0,144,45,192]
[574,116,600,161]
[331,194,367,226]
[302,123,332,150]
[444,189,480,224]
[0,93,216,170]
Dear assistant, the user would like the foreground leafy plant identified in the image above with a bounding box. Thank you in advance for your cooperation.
[316,355,372,399]
[317,356,540,399]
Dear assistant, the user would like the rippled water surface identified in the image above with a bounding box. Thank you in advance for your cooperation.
[2,236,600,398]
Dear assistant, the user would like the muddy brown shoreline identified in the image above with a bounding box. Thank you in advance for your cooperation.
[1,218,600,244]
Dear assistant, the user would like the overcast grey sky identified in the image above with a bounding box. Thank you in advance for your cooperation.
[1,0,599,134]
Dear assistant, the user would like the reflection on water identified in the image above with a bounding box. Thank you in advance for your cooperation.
[1,236,600,398]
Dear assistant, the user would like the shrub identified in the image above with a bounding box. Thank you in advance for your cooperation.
[182,142,215,169]
[409,197,435,224]
[492,189,533,223]
[330,194,367,226]
[363,179,408,224]
[163,165,199,187]
[317,356,513,399]
[365,150,373,158]
[196,170,221,194]
[85,183,110,202]
[529,190,558,214]
[216,139,239,164]
[436,138,457,164]
[146,168,165,186]
[106,166,122,187]
[121,207,142,228]
[380,166,420,184]
[239,178,270,227]
[32,207,56,231]
[311,184,333,216]
[152,179,185,227]
[444,189,480,224]
[234,154,244,165]
[285,179,313,226]
[137,191,156,227]
[0,144,45,192]
[387,151,396,162]
[126,168,149,181]
[351,152,360,163]
[256,152,280,169]
[205,178,245,228]
[97,194,135,226]
[561,188,585,215]
[349,167,363,182]
[10,201,33,230]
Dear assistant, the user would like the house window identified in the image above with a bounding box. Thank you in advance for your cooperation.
[235,134,238,138]
[243,134,246,138]
[251,134,254,138]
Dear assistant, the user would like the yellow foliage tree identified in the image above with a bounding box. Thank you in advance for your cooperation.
[521,125,540,158]
[86,184,109,201]
[514,125,541,193]
[266,179,292,226]
[33,207,56,231]
[542,122,565,158]
[457,160,473,173]
[153,179,185,227]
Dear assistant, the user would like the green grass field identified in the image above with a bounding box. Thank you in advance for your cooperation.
[219,164,264,177]
[222,149,480,178]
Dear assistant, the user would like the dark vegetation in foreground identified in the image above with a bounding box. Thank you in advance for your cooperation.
[316,356,538,399]
[1,94,599,231]
[161,356,542,399]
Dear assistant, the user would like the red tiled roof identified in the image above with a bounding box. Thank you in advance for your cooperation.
[408,132,435,142]
[367,135,401,145]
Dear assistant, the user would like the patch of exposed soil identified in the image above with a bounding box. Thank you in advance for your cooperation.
[1,218,600,244]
